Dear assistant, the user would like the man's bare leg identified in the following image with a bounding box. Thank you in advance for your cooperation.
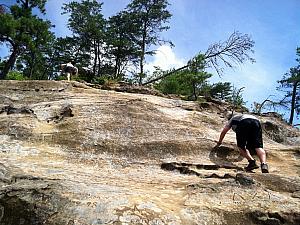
[255,148,267,164]
[239,147,254,161]
[256,147,269,173]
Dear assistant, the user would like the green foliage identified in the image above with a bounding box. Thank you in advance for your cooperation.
[154,73,181,94]
[92,76,108,85]
[16,0,47,13]
[49,37,85,80]
[62,0,105,38]
[62,0,106,78]
[155,56,244,106]
[6,71,27,80]
[155,70,241,104]
[227,86,246,108]
[106,11,139,78]
[54,75,66,81]
[18,18,55,80]
[92,75,119,86]
[155,56,212,100]
[0,0,53,79]
[209,82,232,100]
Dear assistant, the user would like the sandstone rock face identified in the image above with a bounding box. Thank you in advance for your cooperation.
[0,80,299,225]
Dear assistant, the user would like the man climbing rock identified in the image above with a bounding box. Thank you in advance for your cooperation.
[216,113,269,173]
[60,62,78,81]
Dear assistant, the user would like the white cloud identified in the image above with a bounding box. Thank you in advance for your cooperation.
[144,45,185,74]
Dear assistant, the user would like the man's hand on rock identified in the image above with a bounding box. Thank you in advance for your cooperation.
[214,141,222,149]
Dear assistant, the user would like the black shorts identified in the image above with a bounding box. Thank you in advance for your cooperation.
[235,118,263,154]
[65,66,74,74]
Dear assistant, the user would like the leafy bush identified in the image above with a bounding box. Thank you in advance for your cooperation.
[155,75,180,94]
[54,75,66,81]
[155,70,211,100]
[209,82,232,100]
[6,71,27,80]
[92,76,107,85]
[92,76,120,86]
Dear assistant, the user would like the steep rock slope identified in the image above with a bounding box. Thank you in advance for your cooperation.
[0,80,299,225]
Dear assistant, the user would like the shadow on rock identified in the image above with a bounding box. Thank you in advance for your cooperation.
[209,145,244,165]
[0,195,43,225]
[248,210,300,225]
[0,174,70,225]
[0,105,36,116]
[253,173,300,193]
[161,162,243,179]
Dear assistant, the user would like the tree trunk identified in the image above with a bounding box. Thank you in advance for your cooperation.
[114,42,121,79]
[0,47,18,79]
[29,52,36,79]
[139,45,145,85]
[114,54,121,79]
[97,42,101,76]
[289,81,298,125]
[139,21,147,85]
[114,57,118,78]
[139,56,144,85]
[192,82,197,100]
[93,40,97,77]
[142,64,189,86]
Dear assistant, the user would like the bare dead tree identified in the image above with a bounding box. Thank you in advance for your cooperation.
[143,31,255,85]
[253,94,290,116]
[204,31,255,76]
[253,95,276,114]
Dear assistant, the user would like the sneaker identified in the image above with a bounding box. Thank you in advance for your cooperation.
[244,160,259,171]
[261,163,269,173]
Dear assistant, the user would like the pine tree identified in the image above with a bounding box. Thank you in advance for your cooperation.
[277,62,300,125]
[125,0,172,84]
[106,11,139,79]
[0,0,52,79]
[62,0,106,78]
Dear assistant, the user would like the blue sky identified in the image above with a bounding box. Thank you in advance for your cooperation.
[1,0,299,122]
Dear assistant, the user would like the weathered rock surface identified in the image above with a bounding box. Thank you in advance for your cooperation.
[0,80,299,225]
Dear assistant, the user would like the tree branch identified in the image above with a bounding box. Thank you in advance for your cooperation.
[142,65,188,85]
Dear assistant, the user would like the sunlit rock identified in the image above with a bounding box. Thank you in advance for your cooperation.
[0,80,299,224]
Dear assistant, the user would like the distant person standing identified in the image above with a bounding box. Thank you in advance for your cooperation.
[61,62,78,81]
[216,113,269,173]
